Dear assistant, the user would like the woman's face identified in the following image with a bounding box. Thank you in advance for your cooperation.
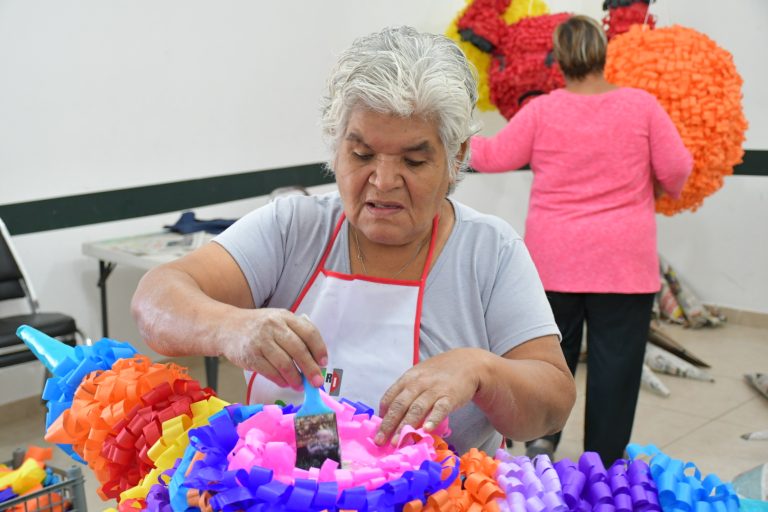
[334,107,455,247]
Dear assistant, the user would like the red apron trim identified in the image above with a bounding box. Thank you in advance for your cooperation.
[248,212,440,403]
[246,371,258,405]
[288,214,346,312]
[322,268,421,286]
[413,216,440,365]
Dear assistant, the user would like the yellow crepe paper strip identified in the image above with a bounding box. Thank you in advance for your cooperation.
[0,458,46,495]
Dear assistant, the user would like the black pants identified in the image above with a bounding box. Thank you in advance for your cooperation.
[530,292,655,466]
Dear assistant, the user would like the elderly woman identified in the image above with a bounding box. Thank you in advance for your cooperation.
[470,16,692,463]
[131,26,575,455]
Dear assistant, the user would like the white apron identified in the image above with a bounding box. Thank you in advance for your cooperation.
[245,213,439,411]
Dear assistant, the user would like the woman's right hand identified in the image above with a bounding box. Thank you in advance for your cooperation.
[222,309,328,391]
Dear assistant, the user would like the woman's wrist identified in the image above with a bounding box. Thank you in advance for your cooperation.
[467,348,501,408]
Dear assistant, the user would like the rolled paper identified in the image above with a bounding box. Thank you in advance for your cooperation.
[627,443,740,512]
[641,363,671,397]
[745,373,768,400]
[645,344,715,382]
[741,429,768,441]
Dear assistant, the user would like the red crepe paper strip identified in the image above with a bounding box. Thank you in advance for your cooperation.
[457,0,514,51]
[602,1,655,40]
[488,13,570,119]
[456,2,570,119]
[606,25,748,214]
[98,379,214,499]
[447,0,551,112]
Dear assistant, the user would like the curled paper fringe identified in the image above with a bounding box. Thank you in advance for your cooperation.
[98,380,216,499]
[118,395,228,505]
[407,446,503,511]
[495,449,567,511]
[150,401,458,511]
[41,337,138,462]
[553,452,661,512]
[43,354,215,500]
[24,328,743,512]
[627,444,740,512]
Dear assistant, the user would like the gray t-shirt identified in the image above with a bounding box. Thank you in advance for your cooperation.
[215,191,559,454]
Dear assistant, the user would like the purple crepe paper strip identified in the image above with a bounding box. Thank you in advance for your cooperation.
[0,488,18,503]
[495,449,568,511]
[626,444,740,512]
[553,452,660,512]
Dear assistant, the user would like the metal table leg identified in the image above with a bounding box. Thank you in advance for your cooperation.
[205,356,219,392]
[96,260,116,338]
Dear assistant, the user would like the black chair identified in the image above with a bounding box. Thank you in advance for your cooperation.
[0,217,84,368]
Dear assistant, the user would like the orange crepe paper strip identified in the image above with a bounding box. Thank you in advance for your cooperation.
[412,443,503,512]
[606,25,747,215]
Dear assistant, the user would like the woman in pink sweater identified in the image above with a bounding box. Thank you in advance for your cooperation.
[470,15,692,465]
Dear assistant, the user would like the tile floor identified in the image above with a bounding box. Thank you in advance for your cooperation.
[0,322,766,511]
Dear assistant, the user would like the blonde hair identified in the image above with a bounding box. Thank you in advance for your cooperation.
[553,15,608,80]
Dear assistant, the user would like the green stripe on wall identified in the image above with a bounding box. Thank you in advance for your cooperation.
[0,164,335,236]
[0,150,765,236]
[734,148,768,176]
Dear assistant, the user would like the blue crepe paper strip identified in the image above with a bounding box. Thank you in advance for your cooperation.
[741,498,768,512]
[144,401,458,511]
[627,444,741,512]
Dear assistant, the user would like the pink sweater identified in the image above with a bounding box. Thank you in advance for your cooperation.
[470,88,692,293]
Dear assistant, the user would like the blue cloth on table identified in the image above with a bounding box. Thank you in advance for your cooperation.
[164,211,236,235]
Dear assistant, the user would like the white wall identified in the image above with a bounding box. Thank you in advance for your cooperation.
[0,0,765,405]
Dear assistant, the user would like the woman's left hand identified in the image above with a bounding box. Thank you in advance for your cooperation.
[375,348,487,445]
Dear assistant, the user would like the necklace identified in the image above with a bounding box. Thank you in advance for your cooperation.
[352,227,431,278]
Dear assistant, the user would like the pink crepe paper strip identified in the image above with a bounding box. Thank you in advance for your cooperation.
[227,391,449,494]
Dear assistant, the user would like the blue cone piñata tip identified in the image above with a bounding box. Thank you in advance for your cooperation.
[16,325,76,374]
[15,324,139,464]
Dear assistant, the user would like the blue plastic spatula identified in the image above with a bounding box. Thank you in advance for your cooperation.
[294,374,341,470]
